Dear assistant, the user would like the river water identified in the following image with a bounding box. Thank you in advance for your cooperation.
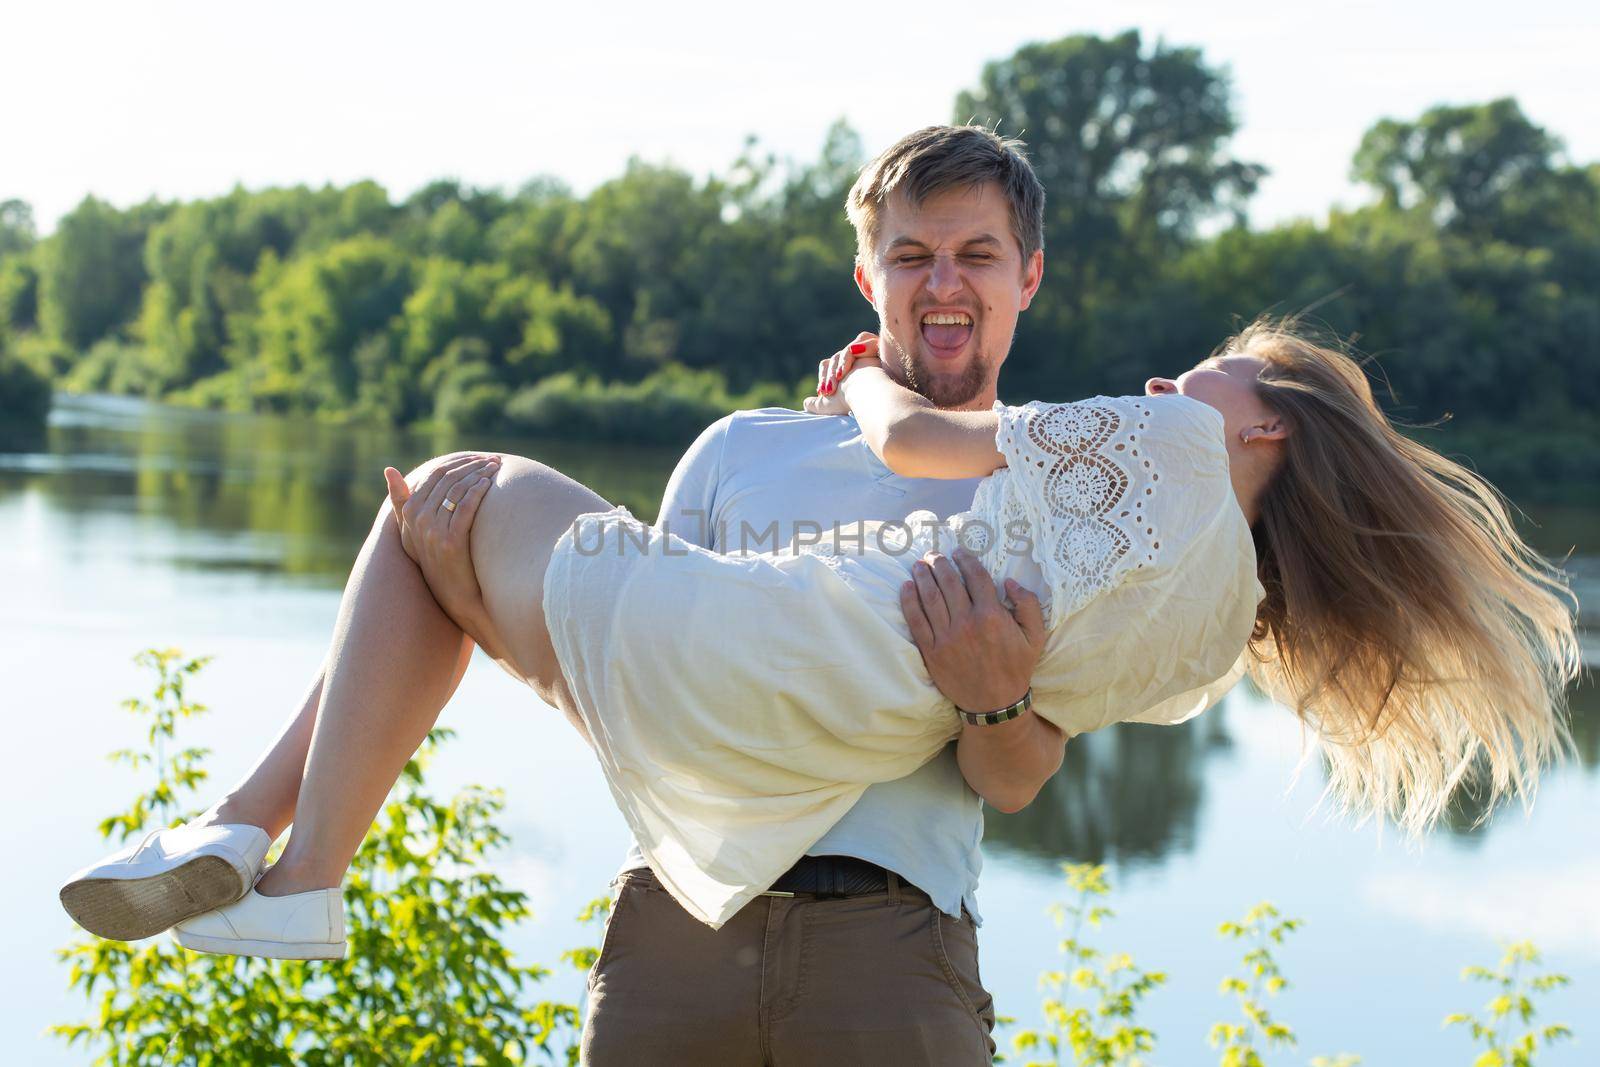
[2,393,1595,1064]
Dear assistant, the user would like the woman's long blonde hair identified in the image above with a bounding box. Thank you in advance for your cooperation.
[1225,317,1580,834]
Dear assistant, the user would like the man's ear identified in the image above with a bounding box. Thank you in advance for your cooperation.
[854,259,877,308]
[1017,249,1044,312]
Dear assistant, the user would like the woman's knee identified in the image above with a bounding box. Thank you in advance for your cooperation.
[402,450,499,485]
[472,456,605,557]
[370,450,515,541]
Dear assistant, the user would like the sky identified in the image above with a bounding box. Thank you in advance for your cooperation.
[6,0,1597,234]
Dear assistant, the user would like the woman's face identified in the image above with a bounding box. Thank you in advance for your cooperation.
[1146,354,1277,442]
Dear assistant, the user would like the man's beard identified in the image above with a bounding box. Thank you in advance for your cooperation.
[884,333,989,409]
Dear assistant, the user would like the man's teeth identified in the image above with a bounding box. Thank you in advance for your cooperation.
[921,313,973,326]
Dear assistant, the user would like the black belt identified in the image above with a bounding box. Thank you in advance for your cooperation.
[764,855,895,898]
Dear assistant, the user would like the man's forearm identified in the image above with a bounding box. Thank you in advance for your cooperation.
[956,711,1065,814]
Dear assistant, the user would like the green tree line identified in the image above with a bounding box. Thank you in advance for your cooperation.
[3,31,1596,493]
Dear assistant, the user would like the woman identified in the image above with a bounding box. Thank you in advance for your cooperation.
[60,319,1579,952]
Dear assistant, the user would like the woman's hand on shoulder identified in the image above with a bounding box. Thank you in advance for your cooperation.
[802,332,882,416]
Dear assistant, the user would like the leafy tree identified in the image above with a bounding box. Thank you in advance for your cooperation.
[0,253,38,332]
[135,187,312,390]
[0,198,36,257]
[403,259,522,373]
[565,161,727,371]
[1351,98,1597,245]
[0,322,51,442]
[503,362,792,445]
[956,31,1263,396]
[486,180,581,282]
[247,236,416,413]
[676,125,868,389]
[36,195,164,349]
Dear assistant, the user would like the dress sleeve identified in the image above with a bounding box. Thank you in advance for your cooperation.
[991,397,1162,624]
[995,393,1253,738]
[1119,652,1249,726]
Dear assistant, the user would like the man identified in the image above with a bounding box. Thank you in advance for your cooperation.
[579,125,1063,1065]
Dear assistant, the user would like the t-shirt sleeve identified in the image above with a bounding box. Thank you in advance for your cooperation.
[654,414,732,551]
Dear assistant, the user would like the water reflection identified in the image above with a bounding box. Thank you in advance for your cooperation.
[986,706,1236,868]
[1433,671,1600,844]
[989,668,1597,866]
[0,394,679,586]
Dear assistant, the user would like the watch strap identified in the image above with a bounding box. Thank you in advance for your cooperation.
[958,688,1033,727]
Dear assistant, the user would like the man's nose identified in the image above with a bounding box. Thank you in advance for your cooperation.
[923,254,964,300]
[1146,377,1176,396]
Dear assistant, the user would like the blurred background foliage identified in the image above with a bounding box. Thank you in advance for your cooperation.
[2,30,1596,493]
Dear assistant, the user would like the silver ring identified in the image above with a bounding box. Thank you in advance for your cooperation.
[441,498,458,513]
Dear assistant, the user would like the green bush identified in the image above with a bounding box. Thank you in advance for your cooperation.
[1011,863,1166,1066]
[503,362,797,446]
[55,649,597,1066]
[0,329,51,441]
[1006,865,1574,1067]
[60,336,157,397]
[434,359,513,433]
[166,368,253,412]
[1445,942,1574,1066]
[9,330,74,379]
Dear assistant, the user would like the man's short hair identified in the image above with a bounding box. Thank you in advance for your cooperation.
[846,124,1045,265]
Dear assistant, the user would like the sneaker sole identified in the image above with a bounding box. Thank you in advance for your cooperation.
[59,856,245,942]
[172,927,345,960]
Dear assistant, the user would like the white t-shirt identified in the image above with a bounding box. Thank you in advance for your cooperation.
[617,406,991,922]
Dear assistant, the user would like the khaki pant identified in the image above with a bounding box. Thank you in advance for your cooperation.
[582,867,996,1066]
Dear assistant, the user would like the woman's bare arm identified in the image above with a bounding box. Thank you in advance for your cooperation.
[841,365,1002,479]
[825,336,1004,480]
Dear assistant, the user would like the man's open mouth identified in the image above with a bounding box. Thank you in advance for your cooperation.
[919,311,974,357]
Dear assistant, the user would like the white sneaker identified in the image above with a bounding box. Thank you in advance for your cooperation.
[59,822,272,942]
[172,883,346,960]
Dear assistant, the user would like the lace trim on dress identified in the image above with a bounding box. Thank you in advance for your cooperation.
[988,397,1161,625]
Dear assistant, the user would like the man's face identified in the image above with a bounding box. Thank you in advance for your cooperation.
[855,182,1043,410]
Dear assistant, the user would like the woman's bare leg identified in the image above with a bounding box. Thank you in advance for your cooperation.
[186,456,491,841]
[193,638,475,841]
[255,454,609,896]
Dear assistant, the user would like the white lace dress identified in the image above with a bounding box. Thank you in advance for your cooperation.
[543,393,1262,926]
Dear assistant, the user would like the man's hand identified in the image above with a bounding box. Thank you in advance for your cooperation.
[901,548,1064,813]
[901,548,1044,712]
[383,454,500,647]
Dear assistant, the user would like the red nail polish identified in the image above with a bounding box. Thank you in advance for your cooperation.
[849,342,868,355]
